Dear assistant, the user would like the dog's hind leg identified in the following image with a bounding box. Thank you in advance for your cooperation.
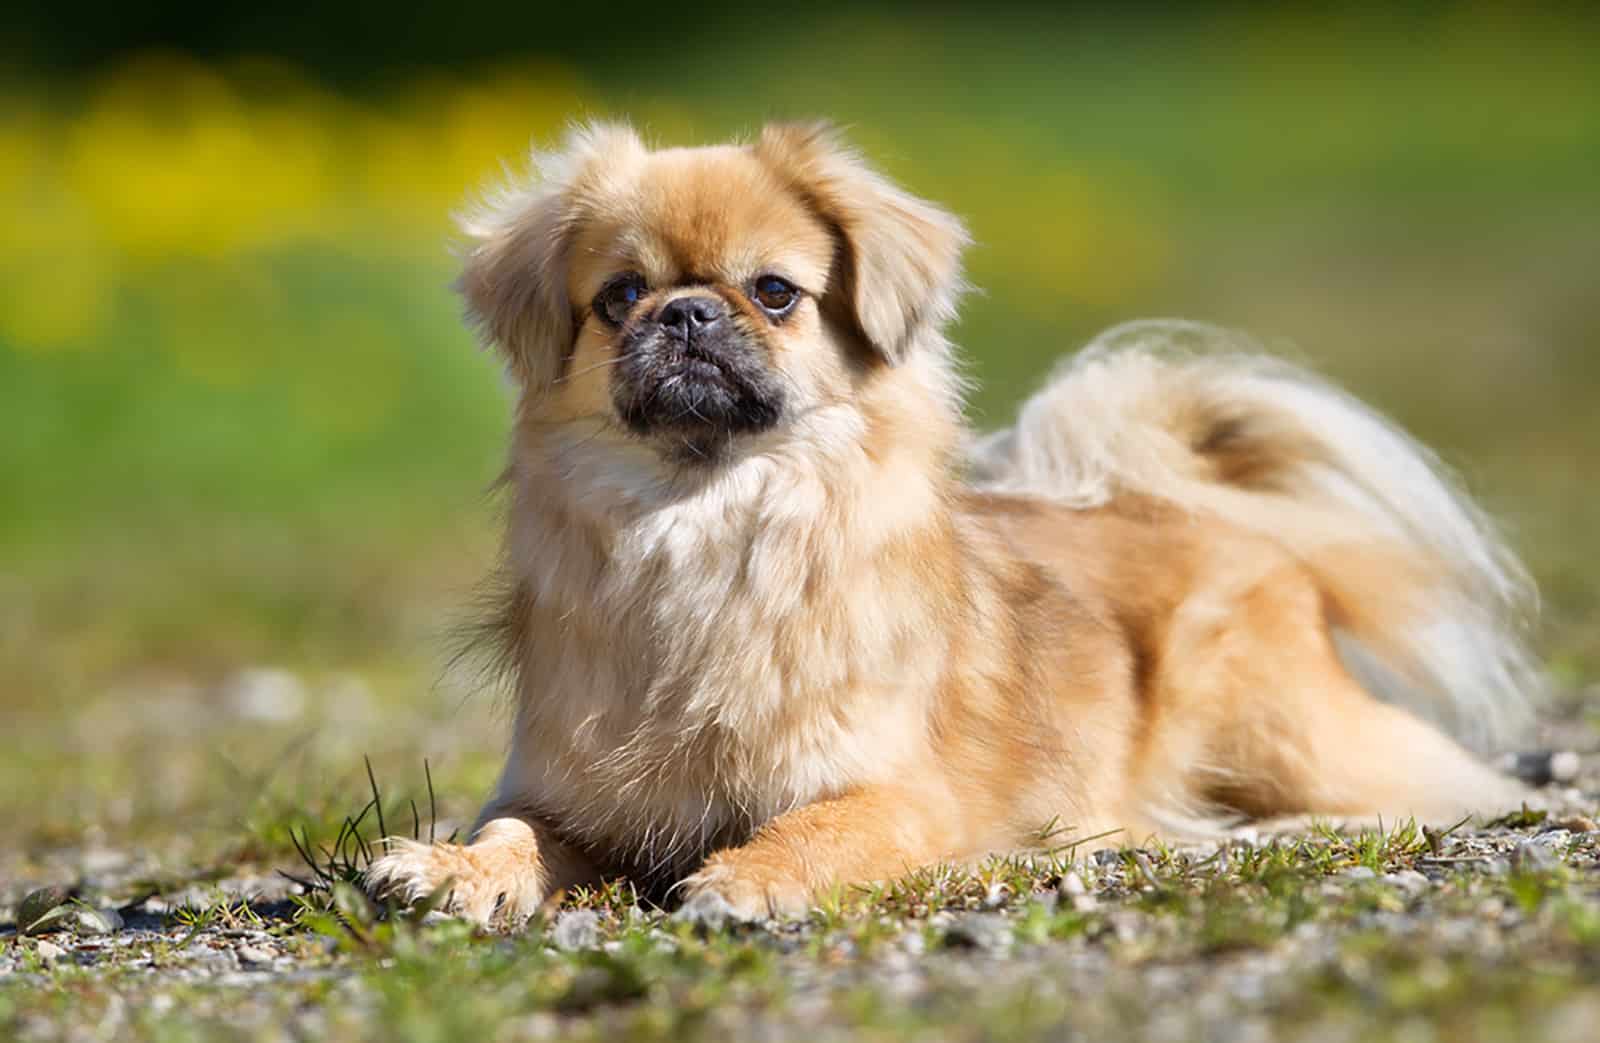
[1150,557,1528,827]
[1212,664,1528,825]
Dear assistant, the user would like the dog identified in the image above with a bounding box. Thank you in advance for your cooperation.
[366,121,1539,925]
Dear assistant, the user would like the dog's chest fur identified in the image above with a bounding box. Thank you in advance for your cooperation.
[496,441,951,872]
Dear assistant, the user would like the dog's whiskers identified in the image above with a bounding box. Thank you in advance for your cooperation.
[555,356,625,385]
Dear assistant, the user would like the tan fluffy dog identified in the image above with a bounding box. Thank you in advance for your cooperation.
[366,122,1539,925]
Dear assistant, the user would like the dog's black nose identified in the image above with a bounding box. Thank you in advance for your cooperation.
[657,295,726,338]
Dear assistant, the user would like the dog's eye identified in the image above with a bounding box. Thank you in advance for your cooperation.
[593,274,647,327]
[751,275,799,316]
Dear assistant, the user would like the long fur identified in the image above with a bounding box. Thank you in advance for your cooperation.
[968,319,1540,749]
[367,124,1539,927]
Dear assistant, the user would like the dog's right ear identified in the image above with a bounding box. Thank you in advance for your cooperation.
[456,122,647,390]
[755,121,969,365]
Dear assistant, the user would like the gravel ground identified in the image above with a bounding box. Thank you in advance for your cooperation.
[5,705,1600,1042]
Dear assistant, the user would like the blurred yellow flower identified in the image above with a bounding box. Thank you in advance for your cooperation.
[0,54,594,360]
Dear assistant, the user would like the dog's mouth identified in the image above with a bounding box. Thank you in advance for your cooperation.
[611,331,786,455]
[681,355,729,384]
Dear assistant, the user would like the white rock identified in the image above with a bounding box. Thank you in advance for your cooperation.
[221,668,307,723]
[1384,870,1431,894]
[552,910,602,950]
[1550,751,1581,782]
[236,945,275,967]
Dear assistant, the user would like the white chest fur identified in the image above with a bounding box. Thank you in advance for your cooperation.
[492,431,948,870]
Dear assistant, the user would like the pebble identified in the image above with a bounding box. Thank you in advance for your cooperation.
[1498,750,1581,787]
[1339,866,1377,881]
[35,939,67,964]
[221,667,307,723]
[236,945,276,967]
[18,886,71,935]
[1383,870,1431,894]
[72,907,124,936]
[79,849,130,876]
[552,909,602,951]
[501,1013,560,1040]
[942,913,1012,951]
[1106,910,1144,944]
[1511,840,1558,873]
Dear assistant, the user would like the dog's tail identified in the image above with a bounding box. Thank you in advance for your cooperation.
[969,320,1540,750]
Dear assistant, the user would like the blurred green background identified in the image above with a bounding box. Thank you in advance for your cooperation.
[3,5,1597,857]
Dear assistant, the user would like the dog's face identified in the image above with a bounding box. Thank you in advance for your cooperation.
[567,147,834,459]
[457,123,968,466]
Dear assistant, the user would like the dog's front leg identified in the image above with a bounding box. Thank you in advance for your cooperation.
[677,783,954,922]
[366,813,596,928]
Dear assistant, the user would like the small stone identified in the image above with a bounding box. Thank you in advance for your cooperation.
[18,887,72,936]
[942,913,1011,951]
[1383,870,1430,894]
[1512,840,1559,873]
[1551,814,1598,833]
[1550,751,1581,783]
[1499,750,1581,787]
[79,850,129,876]
[503,1013,560,1040]
[1107,910,1143,943]
[1057,872,1087,898]
[982,883,1007,909]
[34,939,66,964]
[221,667,307,723]
[71,907,124,936]
[236,945,275,967]
[552,910,603,950]
[1340,866,1377,881]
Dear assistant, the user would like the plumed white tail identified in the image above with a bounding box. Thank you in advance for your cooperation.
[970,320,1540,750]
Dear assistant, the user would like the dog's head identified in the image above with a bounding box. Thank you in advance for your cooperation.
[458,122,968,466]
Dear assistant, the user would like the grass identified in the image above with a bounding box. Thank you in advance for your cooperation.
[8,818,1600,1041]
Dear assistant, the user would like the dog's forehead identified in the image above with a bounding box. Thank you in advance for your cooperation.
[578,146,834,289]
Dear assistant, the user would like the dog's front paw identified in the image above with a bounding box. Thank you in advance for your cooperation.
[675,857,812,925]
[364,818,547,927]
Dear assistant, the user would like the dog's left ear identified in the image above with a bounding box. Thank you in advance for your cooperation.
[456,122,648,390]
[756,122,969,363]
